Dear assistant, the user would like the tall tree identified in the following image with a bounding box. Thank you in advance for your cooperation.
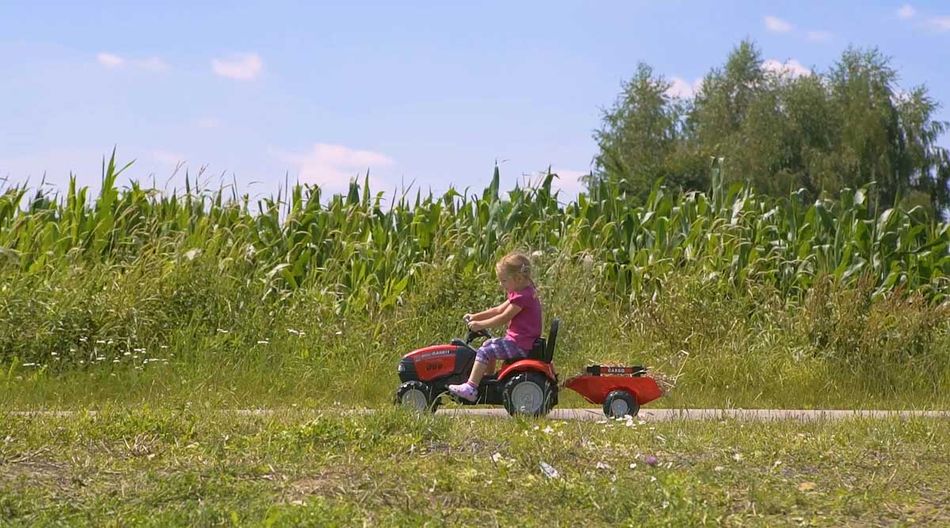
[592,63,702,203]
[827,47,949,216]
[593,40,950,218]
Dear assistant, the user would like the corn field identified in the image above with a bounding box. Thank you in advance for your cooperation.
[1,154,948,317]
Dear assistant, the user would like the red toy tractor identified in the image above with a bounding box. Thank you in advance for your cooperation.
[395,319,662,418]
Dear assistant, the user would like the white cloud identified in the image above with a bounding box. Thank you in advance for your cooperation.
[805,30,833,42]
[151,150,185,167]
[212,53,263,81]
[135,57,169,72]
[893,4,950,33]
[764,15,793,33]
[549,169,589,196]
[763,58,811,78]
[274,143,394,192]
[929,16,950,31]
[96,52,168,72]
[97,52,124,68]
[665,76,704,99]
[520,168,589,199]
[195,117,221,129]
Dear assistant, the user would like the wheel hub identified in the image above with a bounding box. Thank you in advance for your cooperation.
[510,381,544,414]
[400,388,428,410]
[609,398,630,417]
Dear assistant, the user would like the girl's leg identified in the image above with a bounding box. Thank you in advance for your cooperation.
[448,339,502,401]
[448,339,521,402]
[486,358,498,375]
[467,360,490,386]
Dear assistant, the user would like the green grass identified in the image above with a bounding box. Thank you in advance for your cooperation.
[2,260,948,412]
[0,158,947,526]
[1,154,948,411]
[1,408,947,526]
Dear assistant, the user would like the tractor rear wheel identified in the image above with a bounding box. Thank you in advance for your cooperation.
[502,372,555,417]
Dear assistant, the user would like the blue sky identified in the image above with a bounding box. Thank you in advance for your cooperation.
[1,1,949,201]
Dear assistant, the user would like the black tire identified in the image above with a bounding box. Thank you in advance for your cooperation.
[603,390,639,418]
[502,372,555,417]
[395,381,441,413]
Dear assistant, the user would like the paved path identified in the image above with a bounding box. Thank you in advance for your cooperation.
[8,408,949,421]
[437,408,950,421]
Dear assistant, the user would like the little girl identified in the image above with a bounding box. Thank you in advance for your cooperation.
[448,251,542,402]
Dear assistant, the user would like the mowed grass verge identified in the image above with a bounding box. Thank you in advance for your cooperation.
[1,408,946,527]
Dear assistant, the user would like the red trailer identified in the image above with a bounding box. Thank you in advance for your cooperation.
[564,365,664,418]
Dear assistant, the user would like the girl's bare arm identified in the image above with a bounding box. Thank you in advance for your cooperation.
[467,300,510,321]
[473,303,521,329]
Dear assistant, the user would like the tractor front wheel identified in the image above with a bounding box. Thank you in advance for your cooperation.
[395,381,440,413]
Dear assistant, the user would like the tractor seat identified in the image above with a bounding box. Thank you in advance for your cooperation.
[504,319,559,366]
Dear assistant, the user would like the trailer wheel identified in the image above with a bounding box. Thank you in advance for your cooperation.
[395,381,440,413]
[603,390,639,418]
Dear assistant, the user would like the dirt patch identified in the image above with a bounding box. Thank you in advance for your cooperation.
[284,466,368,502]
[0,458,69,487]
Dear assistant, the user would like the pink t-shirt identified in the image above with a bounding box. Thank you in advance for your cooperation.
[506,285,542,351]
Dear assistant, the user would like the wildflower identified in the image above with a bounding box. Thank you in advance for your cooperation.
[582,254,594,271]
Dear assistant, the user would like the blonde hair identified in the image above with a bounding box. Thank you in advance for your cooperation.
[496,251,533,281]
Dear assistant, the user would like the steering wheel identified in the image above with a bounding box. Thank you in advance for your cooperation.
[463,315,492,344]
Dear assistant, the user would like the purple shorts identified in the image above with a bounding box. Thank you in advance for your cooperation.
[475,337,528,364]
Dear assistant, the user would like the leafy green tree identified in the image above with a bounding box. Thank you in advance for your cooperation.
[592,63,704,203]
[594,40,950,219]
